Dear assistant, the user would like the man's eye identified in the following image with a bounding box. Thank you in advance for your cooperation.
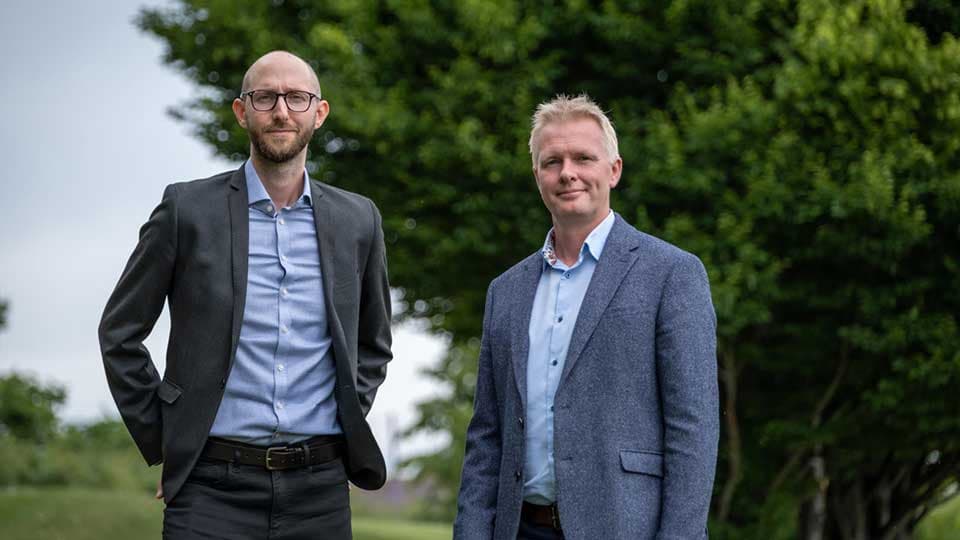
[253,92,276,105]
[287,92,309,106]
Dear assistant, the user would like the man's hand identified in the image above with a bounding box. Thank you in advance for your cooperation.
[155,478,163,500]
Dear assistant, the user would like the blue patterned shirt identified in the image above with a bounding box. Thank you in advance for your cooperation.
[209,160,342,445]
[523,210,615,504]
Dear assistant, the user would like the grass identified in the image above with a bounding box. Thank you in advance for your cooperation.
[917,494,960,540]
[3,485,955,539]
[0,486,450,540]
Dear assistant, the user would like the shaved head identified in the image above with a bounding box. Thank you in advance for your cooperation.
[241,51,321,95]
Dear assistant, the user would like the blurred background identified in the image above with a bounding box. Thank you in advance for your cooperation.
[0,0,958,539]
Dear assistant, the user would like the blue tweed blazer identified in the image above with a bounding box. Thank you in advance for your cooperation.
[454,213,719,540]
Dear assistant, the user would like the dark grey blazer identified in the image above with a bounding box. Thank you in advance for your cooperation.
[99,166,392,502]
[454,214,719,540]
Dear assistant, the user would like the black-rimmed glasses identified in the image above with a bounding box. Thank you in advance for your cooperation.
[240,90,319,112]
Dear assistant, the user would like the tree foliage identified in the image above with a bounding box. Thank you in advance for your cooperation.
[0,373,65,444]
[139,1,960,536]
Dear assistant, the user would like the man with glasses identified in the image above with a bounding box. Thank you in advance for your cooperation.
[99,50,392,539]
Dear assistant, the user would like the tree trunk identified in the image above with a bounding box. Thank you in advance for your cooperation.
[803,446,828,540]
[717,346,742,523]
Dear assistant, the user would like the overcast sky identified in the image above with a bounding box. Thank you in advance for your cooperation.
[0,0,447,468]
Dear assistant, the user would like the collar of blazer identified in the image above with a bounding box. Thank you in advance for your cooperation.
[510,213,642,407]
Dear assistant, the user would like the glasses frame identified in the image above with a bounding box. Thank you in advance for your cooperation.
[240,90,320,112]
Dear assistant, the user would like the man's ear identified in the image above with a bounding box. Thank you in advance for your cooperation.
[232,98,247,129]
[315,99,330,129]
[609,157,623,189]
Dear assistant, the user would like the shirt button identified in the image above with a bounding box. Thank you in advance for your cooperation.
[550,405,555,412]
[277,402,285,409]
[277,364,285,372]
[563,271,570,279]
[281,287,289,297]
[279,218,285,225]
[557,315,564,323]
[266,204,274,213]
[280,254,288,262]
[551,359,558,366]
[280,325,289,334]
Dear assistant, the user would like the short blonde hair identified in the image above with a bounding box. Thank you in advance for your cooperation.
[529,94,619,167]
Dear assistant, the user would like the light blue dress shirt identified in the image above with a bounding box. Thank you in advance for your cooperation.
[523,210,616,504]
[209,160,342,445]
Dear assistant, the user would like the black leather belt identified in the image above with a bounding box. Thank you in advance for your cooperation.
[201,435,344,470]
[521,501,562,531]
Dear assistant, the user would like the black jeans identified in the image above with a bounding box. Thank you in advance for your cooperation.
[163,456,351,540]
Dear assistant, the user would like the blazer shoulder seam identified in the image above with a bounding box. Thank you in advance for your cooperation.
[162,183,180,256]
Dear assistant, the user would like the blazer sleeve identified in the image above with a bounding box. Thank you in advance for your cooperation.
[453,282,501,540]
[654,253,720,540]
[355,199,393,416]
[98,184,179,466]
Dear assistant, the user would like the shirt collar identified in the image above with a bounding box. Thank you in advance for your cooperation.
[541,210,616,268]
[244,159,312,209]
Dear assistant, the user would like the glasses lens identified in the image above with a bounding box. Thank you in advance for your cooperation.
[285,92,312,112]
[251,91,278,111]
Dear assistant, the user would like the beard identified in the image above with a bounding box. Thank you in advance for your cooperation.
[249,121,315,163]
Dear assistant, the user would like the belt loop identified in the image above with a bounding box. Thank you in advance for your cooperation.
[301,440,311,467]
[551,504,561,530]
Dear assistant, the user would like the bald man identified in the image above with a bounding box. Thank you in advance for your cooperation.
[99,51,392,539]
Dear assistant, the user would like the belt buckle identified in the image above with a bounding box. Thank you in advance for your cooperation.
[265,446,284,470]
[550,505,561,530]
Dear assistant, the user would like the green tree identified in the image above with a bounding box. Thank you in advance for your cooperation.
[635,3,960,537]
[139,1,959,536]
[0,373,65,444]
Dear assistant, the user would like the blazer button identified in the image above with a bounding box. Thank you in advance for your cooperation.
[518,417,524,429]
[515,470,521,481]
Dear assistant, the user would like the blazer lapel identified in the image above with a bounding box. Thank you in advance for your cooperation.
[558,216,640,389]
[310,181,351,377]
[309,180,337,293]
[511,253,543,410]
[227,167,249,372]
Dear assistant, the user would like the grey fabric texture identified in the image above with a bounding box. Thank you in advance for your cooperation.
[454,214,719,540]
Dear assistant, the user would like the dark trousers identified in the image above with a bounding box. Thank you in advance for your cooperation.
[517,516,564,540]
[163,455,351,540]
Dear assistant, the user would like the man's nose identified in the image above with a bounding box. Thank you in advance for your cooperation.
[272,97,291,120]
[559,158,576,182]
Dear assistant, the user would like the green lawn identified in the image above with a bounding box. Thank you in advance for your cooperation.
[917,494,960,540]
[0,487,450,540]
[2,485,955,539]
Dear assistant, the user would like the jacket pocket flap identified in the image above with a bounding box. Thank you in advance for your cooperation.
[157,379,182,404]
[620,450,664,478]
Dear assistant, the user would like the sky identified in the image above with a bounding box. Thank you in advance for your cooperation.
[0,1,447,470]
